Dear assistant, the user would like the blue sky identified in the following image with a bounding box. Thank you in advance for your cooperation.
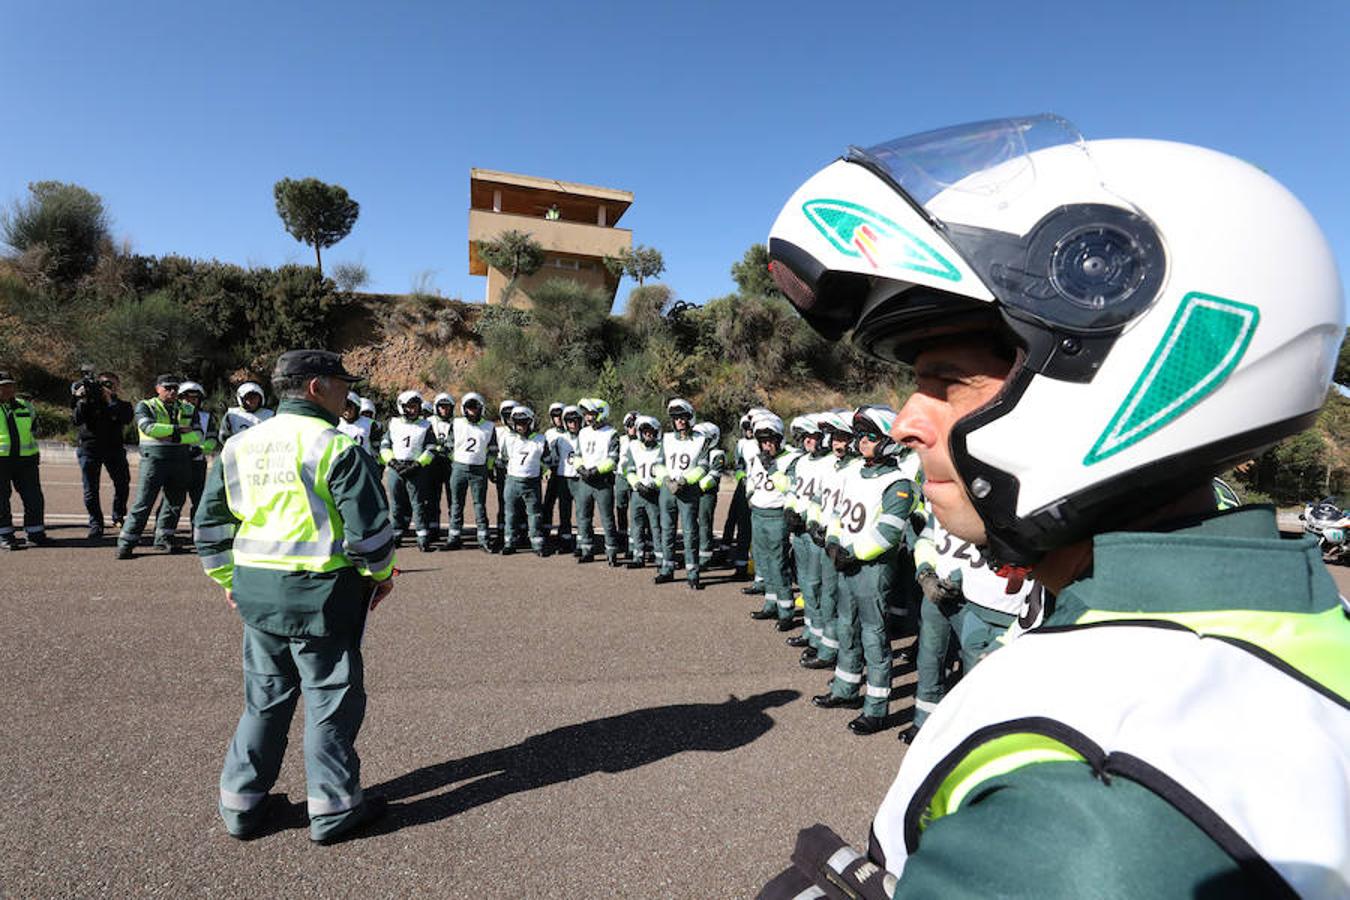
[2,1,1347,312]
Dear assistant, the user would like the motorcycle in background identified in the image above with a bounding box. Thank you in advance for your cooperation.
[1301,497,1350,564]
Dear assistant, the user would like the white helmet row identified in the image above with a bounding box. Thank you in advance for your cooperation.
[346,391,361,408]
[510,405,536,427]
[359,398,376,416]
[397,389,424,410]
[562,404,582,422]
[499,399,518,420]
[236,382,264,405]
[461,392,486,414]
[768,114,1344,562]
[434,392,455,411]
[693,421,721,445]
[178,381,204,397]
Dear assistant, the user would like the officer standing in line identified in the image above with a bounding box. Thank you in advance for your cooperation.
[783,411,861,681]
[743,413,801,628]
[219,382,274,443]
[541,402,566,538]
[194,349,394,844]
[498,405,552,556]
[0,371,48,550]
[815,406,922,736]
[574,397,622,566]
[493,399,518,545]
[903,507,1034,745]
[726,408,769,581]
[552,404,583,554]
[615,411,639,552]
[116,374,202,559]
[655,398,710,590]
[759,117,1349,895]
[622,415,665,570]
[380,390,436,552]
[783,414,829,659]
[446,392,496,551]
[70,370,133,540]
[425,393,456,546]
[337,393,375,456]
[692,421,725,572]
[154,380,219,540]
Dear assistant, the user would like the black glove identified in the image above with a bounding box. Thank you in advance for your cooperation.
[664,476,683,495]
[785,508,805,535]
[825,543,857,568]
[639,483,659,501]
[758,823,893,900]
[917,568,963,604]
[807,522,827,547]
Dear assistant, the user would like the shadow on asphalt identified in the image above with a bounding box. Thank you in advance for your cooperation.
[366,689,800,834]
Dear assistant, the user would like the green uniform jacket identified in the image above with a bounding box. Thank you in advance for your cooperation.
[134,397,201,457]
[194,398,396,638]
[890,507,1342,898]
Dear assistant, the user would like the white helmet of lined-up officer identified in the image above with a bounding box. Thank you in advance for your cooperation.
[397,390,424,416]
[434,392,455,416]
[236,382,265,408]
[578,397,611,424]
[768,114,1343,564]
[693,421,720,445]
[667,398,696,423]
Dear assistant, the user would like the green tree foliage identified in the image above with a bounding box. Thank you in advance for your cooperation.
[331,261,370,293]
[1,181,110,285]
[272,177,360,275]
[730,243,783,300]
[476,230,544,306]
[90,291,211,393]
[1335,327,1350,385]
[604,245,665,285]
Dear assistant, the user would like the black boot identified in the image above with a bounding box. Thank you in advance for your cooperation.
[653,570,674,585]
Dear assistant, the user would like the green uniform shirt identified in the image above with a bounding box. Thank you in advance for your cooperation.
[893,506,1340,898]
[194,398,396,638]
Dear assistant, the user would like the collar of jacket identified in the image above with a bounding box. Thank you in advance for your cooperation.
[1054,506,1340,618]
[277,398,339,425]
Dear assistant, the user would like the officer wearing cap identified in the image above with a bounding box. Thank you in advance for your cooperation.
[116,374,203,559]
[0,370,48,550]
[194,349,394,844]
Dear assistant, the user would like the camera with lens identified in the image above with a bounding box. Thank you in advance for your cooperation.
[72,362,104,401]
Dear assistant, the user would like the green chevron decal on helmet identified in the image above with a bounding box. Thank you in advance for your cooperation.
[802,199,961,282]
[1085,292,1260,465]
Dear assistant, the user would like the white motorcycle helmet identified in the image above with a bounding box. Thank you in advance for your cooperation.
[751,412,785,440]
[788,414,817,446]
[397,390,424,416]
[178,380,205,399]
[499,399,518,422]
[434,392,455,415]
[345,391,361,410]
[768,114,1343,563]
[461,392,486,419]
[635,415,663,443]
[667,398,696,424]
[693,421,721,446]
[358,398,376,417]
[510,405,536,431]
[852,405,900,457]
[578,397,611,424]
[236,382,264,406]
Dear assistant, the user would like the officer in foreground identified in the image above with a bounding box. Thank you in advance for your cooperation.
[195,350,395,845]
[760,115,1347,896]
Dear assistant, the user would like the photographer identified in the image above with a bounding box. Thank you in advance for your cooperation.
[71,371,133,540]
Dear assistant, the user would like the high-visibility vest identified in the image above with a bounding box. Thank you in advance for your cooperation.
[220,413,358,574]
[136,398,200,448]
[0,399,39,458]
[871,609,1350,896]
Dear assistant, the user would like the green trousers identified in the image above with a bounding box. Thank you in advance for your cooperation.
[830,553,900,718]
[793,533,824,650]
[155,457,207,540]
[628,487,664,566]
[614,476,631,536]
[503,475,545,551]
[659,484,700,579]
[424,457,452,540]
[384,465,431,544]
[0,455,45,538]
[750,506,792,620]
[119,451,188,549]
[724,479,751,567]
[913,597,1015,729]
[816,552,840,663]
[574,473,618,557]
[219,624,370,842]
[697,489,718,568]
[449,463,491,546]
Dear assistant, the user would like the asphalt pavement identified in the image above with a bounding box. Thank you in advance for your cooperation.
[0,459,913,898]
